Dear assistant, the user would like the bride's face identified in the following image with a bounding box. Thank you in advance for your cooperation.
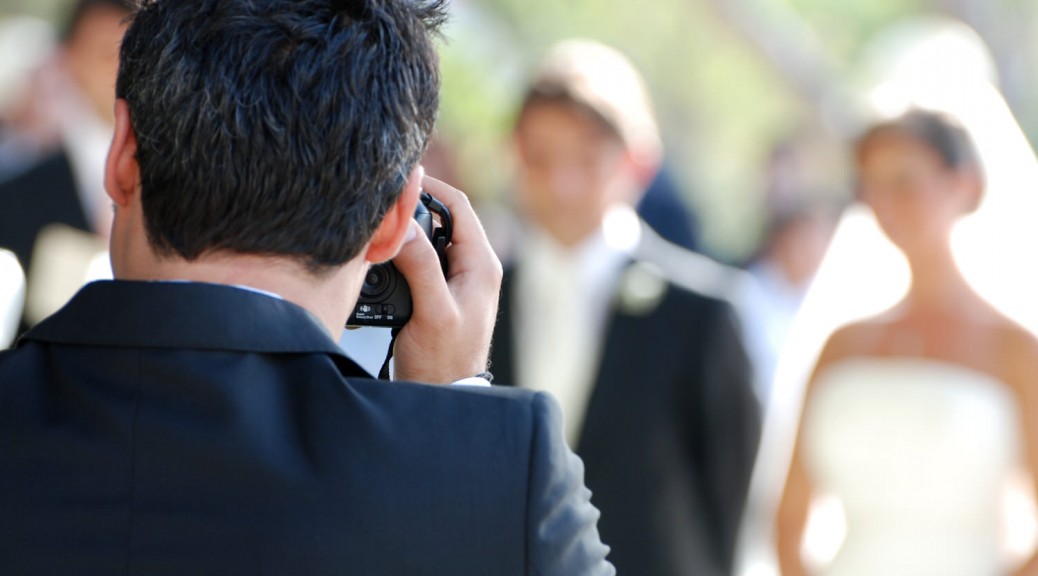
[857,131,974,255]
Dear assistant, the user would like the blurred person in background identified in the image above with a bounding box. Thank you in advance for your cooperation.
[0,15,60,178]
[490,39,761,576]
[741,201,837,407]
[638,162,702,252]
[776,109,1038,576]
[0,0,131,328]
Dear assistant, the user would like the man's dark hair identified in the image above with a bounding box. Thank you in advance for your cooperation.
[116,0,446,271]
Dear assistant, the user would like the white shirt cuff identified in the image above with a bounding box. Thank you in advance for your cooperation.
[451,376,492,387]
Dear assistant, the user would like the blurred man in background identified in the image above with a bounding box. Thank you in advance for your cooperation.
[491,39,761,576]
[741,201,837,406]
[737,137,841,407]
[0,15,59,178]
[0,0,130,328]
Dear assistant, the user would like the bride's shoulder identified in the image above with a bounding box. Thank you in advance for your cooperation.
[993,319,1038,383]
[987,319,1038,451]
[817,319,893,367]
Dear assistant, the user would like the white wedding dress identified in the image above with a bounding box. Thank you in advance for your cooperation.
[801,358,1023,576]
[734,19,1038,576]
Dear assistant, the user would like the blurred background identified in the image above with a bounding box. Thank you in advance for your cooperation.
[3,0,1037,260]
[436,0,1035,262]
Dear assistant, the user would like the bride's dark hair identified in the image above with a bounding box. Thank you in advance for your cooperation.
[857,109,982,176]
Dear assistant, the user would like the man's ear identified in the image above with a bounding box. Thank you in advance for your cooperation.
[104,99,140,207]
[629,148,660,190]
[614,148,651,205]
[365,165,423,264]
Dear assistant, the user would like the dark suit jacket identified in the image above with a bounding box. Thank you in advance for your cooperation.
[0,150,89,275]
[491,227,761,576]
[0,281,614,575]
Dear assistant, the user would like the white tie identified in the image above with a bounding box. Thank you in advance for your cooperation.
[521,253,597,447]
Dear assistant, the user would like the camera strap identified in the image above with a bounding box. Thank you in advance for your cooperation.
[377,327,402,380]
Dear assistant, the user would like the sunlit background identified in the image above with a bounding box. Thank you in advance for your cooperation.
[7,0,1038,261]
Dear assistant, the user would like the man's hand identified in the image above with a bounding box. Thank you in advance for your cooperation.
[391,176,503,384]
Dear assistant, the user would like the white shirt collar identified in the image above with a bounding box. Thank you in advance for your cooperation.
[156,279,285,301]
[520,204,641,289]
[513,205,644,445]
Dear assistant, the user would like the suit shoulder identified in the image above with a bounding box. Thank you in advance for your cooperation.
[346,377,545,427]
[633,226,749,306]
[355,377,539,403]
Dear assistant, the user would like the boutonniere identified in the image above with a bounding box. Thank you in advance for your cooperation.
[617,261,667,316]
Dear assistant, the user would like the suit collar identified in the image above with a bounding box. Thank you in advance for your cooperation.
[493,245,640,391]
[23,281,358,364]
[494,217,708,386]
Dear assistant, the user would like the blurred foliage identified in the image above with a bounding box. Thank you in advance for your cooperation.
[790,0,918,58]
[0,0,65,23]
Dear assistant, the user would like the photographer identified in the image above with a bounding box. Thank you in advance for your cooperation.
[0,1,613,574]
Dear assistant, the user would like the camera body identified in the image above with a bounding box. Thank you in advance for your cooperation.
[347,192,451,327]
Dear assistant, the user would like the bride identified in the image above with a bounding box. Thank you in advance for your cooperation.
[774,107,1038,576]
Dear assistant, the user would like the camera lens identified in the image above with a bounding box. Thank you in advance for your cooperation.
[360,264,394,300]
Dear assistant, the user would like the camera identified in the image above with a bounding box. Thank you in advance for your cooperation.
[347,191,451,327]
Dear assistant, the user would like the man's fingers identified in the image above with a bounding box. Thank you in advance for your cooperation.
[421,176,502,284]
[391,178,502,383]
[420,176,480,244]
[391,220,453,322]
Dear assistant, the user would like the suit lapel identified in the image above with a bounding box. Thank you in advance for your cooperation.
[578,258,673,452]
[493,251,675,448]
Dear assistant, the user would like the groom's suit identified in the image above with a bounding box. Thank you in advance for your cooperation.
[491,227,761,576]
[0,281,614,575]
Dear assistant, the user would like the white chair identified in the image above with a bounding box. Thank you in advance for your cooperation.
[0,249,25,347]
